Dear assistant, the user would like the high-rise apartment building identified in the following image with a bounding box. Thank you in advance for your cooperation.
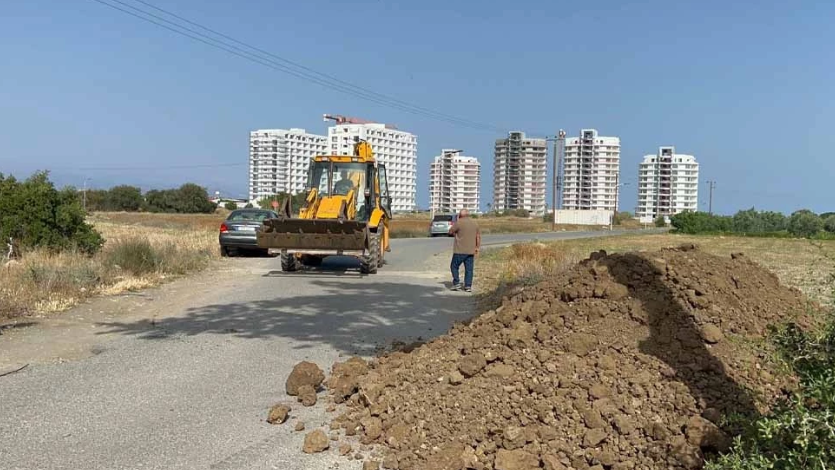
[328,122,417,212]
[429,149,480,214]
[492,131,547,216]
[249,128,327,202]
[561,129,621,212]
[636,146,699,223]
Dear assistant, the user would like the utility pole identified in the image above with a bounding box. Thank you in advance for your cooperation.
[551,134,557,231]
[609,173,620,231]
[610,176,630,231]
[706,180,716,214]
[82,178,90,212]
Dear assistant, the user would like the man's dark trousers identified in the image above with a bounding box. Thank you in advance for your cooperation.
[451,253,474,288]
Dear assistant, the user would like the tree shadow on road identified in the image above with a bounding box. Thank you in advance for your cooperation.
[96,280,473,356]
[600,251,760,429]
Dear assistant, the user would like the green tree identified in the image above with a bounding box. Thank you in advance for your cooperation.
[83,189,109,212]
[0,172,103,254]
[732,208,788,233]
[143,184,216,214]
[670,211,732,233]
[106,185,143,211]
[824,215,835,234]
[761,211,788,232]
[732,208,763,233]
[654,215,667,227]
[174,183,216,214]
[787,210,823,238]
[613,211,633,225]
[224,201,238,211]
[143,189,178,213]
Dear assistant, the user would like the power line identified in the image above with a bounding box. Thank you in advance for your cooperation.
[128,0,508,134]
[89,0,509,133]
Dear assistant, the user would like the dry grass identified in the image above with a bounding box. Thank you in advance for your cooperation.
[0,218,218,320]
[91,211,627,239]
[478,233,835,306]
[389,215,623,238]
[90,211,226,231]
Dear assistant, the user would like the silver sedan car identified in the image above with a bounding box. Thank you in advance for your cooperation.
[429,214,457,237]
[219,209,278,257]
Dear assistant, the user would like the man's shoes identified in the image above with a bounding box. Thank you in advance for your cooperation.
[464,286,472,292]
[450,283,463,291]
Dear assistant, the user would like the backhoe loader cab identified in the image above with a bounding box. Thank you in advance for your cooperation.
[256,141,392,274]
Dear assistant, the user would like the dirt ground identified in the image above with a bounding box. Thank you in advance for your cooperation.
[311,244,822,470]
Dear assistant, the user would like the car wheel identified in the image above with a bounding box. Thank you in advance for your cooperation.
[220,246,229,257]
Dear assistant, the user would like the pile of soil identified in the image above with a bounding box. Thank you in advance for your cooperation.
[321,245,818,469]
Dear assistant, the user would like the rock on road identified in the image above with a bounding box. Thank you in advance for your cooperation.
[0,230,640,470]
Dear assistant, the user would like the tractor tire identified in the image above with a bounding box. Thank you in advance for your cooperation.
[360,234,380,275]
[280,252,299,272]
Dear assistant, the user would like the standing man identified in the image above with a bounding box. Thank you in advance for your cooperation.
[449,209,481,292]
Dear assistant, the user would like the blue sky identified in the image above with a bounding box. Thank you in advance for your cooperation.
[1,0,832,215]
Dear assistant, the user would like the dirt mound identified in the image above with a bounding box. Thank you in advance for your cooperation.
[322,245,817,469]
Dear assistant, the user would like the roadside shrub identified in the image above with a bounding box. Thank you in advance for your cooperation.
[733,208,788,233]
[224,201,237,211]
[0,171,104,254]
[153,243,213,275]
[24,256,101,293]
[654,215,667,227]
[105,239,160,275]
[494,209,530,218]
[670,211,732,234]
[107,185,144,211]
[788,210,823,239]
[824,215,835,234]
[706,318,835,469]
[612,212,632,225]
[244,203,254,208]
[82,186,143,212]
[143,183,216,214]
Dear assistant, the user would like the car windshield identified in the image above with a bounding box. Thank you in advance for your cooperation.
[433,215,454,222]
[227,210,274,222]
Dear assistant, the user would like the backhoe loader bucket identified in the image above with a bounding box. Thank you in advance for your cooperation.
[257,218,368,252]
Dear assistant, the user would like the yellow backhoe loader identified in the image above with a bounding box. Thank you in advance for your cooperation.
[256,140,392,274]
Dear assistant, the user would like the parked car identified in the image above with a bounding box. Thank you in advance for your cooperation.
[429,213,457,237]
[219,209,279,257]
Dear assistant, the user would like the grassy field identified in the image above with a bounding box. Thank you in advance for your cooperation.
[0,217,218,320]
[90,211,639,239]
[477,233,835,307]
[4,211,830,322]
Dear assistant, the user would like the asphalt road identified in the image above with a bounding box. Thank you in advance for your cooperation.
[0,229,647,470]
